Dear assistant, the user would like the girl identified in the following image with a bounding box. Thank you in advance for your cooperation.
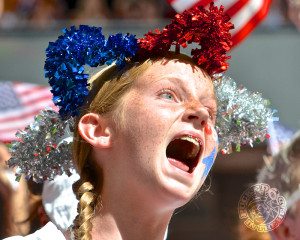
[70,55,219,239]
[6,3,273,240]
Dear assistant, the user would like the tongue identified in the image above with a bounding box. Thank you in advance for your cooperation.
[168,157,189,172]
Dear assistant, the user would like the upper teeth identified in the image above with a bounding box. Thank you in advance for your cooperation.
[179,135,201,148]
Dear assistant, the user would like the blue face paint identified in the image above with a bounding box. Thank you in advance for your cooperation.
[201,146,216,180]
[201,137,218,180]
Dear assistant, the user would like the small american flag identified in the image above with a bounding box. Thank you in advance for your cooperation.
[0,81,57,143]
[166,0,272,47]
[267,121,297,156]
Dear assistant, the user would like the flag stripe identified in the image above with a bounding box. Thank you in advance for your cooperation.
[1,132,19,142]
[23,94,54,107]
[224,0,249,18]
[231,0,272,46]
[0,109,43,131]
[0,99,56,122]
[230,0,263,35]
[0,81,57,142]
[172,0,201,12]
[166,0,272,48]
[0,102,56,126]
[213,0,238,10]
[17,86,48,97]
[190,0,217,11]
[21,89,53,104]
[14,82,45,92]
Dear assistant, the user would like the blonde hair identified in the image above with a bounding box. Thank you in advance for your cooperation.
[71,54,209,239]
[72,60,153,239]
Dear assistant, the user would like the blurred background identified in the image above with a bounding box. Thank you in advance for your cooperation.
[0,0,299,239]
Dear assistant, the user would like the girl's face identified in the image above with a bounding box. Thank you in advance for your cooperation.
[104,59,218,209]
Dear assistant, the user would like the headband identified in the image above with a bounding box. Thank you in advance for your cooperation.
[6,3,275,183]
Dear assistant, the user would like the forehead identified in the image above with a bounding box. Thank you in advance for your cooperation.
[146,58,209,79]
[136,58,215,98]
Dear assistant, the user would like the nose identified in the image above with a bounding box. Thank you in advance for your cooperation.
[183,102,209,129]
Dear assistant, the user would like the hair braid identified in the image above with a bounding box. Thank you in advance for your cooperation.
[73,180,95,240]
[72,127,101,240]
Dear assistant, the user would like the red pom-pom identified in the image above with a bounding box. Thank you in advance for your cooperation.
[136,2,234,75]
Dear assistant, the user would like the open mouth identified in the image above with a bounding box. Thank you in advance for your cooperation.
[166,135,202,174]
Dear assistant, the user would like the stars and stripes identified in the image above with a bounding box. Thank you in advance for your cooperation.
[267,121,297,156]
[166,0,272,47]
[0,81,57,142]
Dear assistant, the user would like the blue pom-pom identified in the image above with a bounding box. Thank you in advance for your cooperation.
[44,25,138,118]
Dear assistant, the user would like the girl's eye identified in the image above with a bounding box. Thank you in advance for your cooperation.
[158,88,177,101]
[207,109,217,121]
[160,92,175,101]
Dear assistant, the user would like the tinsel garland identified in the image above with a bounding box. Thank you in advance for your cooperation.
[44,4,232,120]
[44,25,138,119]
[6,107,74,183]
[214,75,276,153]
[136,2,234,75]
[6,75,276,182]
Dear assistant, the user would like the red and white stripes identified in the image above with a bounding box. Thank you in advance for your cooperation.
[0,82,57,142]
[166,0,272,47]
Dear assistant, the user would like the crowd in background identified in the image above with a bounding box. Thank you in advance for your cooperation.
[0,0,174,29]
[0,0,298,30]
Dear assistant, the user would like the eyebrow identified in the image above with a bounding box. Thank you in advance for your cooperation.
[152,77,191,96]
[152,76,185,84]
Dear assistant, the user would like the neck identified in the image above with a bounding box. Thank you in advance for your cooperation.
[90,188,172,240]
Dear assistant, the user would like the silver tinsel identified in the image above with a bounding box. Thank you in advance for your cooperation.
[214,74,275,154]
[6,107,74,183]
[6,75,276,182]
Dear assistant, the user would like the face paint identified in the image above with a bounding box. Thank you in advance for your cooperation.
[205,124,212,135]
[201,146,216,180]
[201,136,218,180]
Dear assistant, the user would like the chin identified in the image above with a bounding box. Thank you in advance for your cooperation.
[158,161,205,206]
[156,175,203,210]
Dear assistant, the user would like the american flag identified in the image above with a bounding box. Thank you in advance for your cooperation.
[267,121,297,156]
[166,0,272,47]
[0,81,57,143]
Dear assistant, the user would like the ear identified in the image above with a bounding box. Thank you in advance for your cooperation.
[272,218,297,240]
[78,113,113,148]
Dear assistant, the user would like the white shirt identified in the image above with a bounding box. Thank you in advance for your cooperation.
[4,221,169,240]
[4,222,66,240]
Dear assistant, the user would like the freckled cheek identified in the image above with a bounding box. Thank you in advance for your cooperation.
[124,103,171,142]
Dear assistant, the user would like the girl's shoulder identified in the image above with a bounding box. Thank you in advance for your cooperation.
[4,222,66,240]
